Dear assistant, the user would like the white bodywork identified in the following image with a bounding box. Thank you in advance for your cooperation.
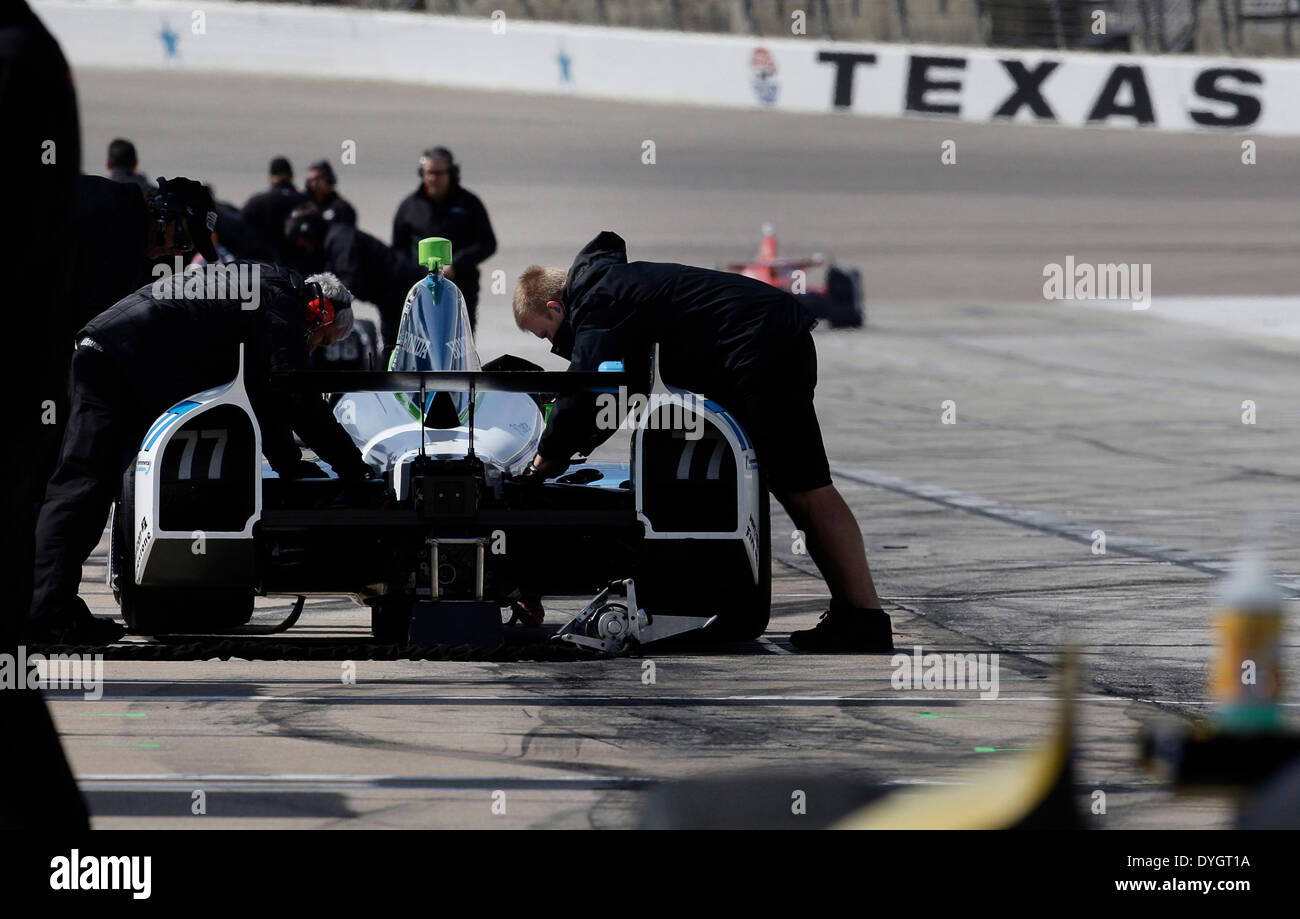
[633,349,763,582]
[130,347,262,586]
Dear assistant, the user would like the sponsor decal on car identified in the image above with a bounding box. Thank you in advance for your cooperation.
[135,515,152,575]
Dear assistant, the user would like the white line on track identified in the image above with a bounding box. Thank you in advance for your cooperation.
[77,774,622,782]
[47,693,1282,705]
[830,464,1300,594]
[75,677,1055,685]
[756,637,792,655]
[73,774,1167,790]
[881,596,1273,602]
[76,773,652,789]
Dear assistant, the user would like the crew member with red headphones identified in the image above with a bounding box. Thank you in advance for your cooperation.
[27,267,370,645]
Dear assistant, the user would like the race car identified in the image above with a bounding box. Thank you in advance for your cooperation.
[726,222,864,328]
[107,238,771,650]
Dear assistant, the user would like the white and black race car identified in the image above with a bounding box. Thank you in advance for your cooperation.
[107,242,770,651]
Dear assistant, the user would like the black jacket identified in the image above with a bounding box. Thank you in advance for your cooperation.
[108,168,152,191]
[316,191,356,226]
[211,200,277,263]
[323,222,424,317]
[66,175,153,345]
[79,262,367,478]
[390,184,495,302]
[241,179,304,263]
[538,231,815,461]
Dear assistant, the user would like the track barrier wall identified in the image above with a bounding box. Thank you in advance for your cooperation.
[37,0,1300,134]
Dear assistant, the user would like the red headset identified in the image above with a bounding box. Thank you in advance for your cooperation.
[304,282,336,333]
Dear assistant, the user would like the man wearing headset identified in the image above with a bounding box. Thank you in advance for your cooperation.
[304,159,357,226]
[391,146,496,330]
[27,268,370,645]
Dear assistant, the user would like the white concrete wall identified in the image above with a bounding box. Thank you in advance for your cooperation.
[35,0,1300,135]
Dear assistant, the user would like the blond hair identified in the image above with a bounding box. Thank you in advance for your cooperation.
[512,265,567,328]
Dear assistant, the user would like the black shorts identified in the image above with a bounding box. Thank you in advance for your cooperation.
[722,329,832,496]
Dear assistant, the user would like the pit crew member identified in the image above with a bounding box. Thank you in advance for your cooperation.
[242,155,305,263]
[27,270,369,645]
[304,159,357,226]
[391,146,495,331]
[512,231,893,653]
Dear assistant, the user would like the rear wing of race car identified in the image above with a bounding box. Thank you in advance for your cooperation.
[133,351,763,592]
[279,369,636,460]
[283,363,762,556]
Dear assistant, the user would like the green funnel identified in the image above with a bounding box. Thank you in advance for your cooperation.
[418,237,453,272]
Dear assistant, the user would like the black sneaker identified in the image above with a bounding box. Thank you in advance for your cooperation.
[790,607,894,653]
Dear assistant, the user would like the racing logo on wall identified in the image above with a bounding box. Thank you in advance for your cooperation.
[750,47,779,107]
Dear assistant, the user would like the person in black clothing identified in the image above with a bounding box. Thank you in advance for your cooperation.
[242,156,305,262]
[512,232,893,653]
[2,0,92,830]
[391,147,495,330]
[285,203,425,356]
[68,174,219,341]
[45,175,219,519]
[73,175,152,323]
[304,160,356,226]
[105,137,151,191]
[28,267,370,645]
[209,195,277,263]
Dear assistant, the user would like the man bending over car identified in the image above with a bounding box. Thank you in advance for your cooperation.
[512,232,893,653]
[27,268,371,645]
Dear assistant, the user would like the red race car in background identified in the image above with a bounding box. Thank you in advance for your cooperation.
[725,223,864,328]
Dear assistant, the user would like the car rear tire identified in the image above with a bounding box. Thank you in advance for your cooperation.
[634,472,771,642]
[711,480,771,640]
[114,465,254,636]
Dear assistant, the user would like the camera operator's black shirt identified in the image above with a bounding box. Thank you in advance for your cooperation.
[65,175,152,343]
